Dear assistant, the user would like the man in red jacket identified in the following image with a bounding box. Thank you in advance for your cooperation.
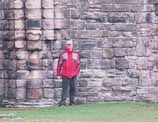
[56,40,80,106]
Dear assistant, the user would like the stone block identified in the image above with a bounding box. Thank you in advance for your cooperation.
[114,48,135,57]
[42,0,54,8]
[43,88,54,98]
[141,5,155,12]
[2,71,7,79]
[100,59,115,70]
[16,80,27,88]
[113,0,143,4]
[7,88,16,99]
[0,85,4,97]
[115,57,129,70]
[0,20,8,30]
[16,88,26,100]
[55,5,65,19]
[26,9,41,19]
[70,9,80,19]
[102,48,114,58]
[72,30,103,39]
[14,10,24,19]
[42,30,54,40]
[97,38,113,48]
[55,0,72,5]
[8,80,16,88]
[41,59,53,70]
[3,41,13,50]
[92,0,112,4]
[52,58,58,71]
[0,51,3,59]
[54,19,67,29]
[55,30,70,40]
[15,40,26,49]
[16,60,27,70]
[14,0,24,8]
[111,37,136,48]
[88,79,103,87]
[108,16,126,23]
[43,9,54,19]
[80,59,87,69]
[27,88,42,99]
[14,31,25,40]
[70,20,85,30]
[16,51,28,60]
[102,4,142,12]
[42,19,54,29]
[5,0,13,9]
[27,62,41,70]
[27,80,42,88]
[148,0,158,4]
[3,59,16,70]
[29,51,40,65]
[136,57,152,70]
[79,50,91,58]
[17,70,29,79]
[136,13,155,23]
[136,38,150,56]
[25,0,41,8]
[78,92,88,97]
[27,41,42,51]
[0,2,4,9]
[28,70,42,79]
[43,79,53,88]
[26,30,42,41]
[54,81,62,88]
[0,31,6,40]
[43,71,54,79]
[87,59,115,69]
[114,48,127,57]
[127,69,139,78]
[110,24,137,31]
[42,40,52,51]
[54,88,62,98]
[4,10,14,20]
[78,80,88,87]
[86,19,105,28]
[40,51,52,59]
[138,70,152,86]
[81,12,105,22]
[0,60,3,69]
[26,19,41,29]
[79,41,98,50]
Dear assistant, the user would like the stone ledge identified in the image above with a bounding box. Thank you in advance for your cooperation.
[2,99,56,108]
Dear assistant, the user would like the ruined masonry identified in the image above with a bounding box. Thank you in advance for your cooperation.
[0,0,158,106]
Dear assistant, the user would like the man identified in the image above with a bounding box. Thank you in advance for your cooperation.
[56,40,80,106]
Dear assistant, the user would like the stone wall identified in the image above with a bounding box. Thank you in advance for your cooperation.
[0,0,158,106]
[0,0,13,104]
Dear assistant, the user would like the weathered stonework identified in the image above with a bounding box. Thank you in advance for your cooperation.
[0,0,158,107]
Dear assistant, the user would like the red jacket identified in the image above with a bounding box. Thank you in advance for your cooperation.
[56,49,80,78]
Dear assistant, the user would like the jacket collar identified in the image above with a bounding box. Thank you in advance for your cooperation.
[65,49,73,53]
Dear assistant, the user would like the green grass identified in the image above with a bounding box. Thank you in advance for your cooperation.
[0,102,158,122]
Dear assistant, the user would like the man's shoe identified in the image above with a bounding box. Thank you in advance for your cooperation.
[69,101,76,106]
[58,101,66,106]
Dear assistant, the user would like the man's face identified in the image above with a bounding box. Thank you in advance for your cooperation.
[65,43,73,50]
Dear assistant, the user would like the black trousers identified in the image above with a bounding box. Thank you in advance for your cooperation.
[61,77,76,103]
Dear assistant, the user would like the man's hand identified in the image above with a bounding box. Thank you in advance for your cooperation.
[57,76,61,79]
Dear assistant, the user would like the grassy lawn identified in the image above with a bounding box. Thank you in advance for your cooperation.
[0,102,158,122]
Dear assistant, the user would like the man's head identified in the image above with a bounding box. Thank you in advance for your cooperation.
[65,40,73,51]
